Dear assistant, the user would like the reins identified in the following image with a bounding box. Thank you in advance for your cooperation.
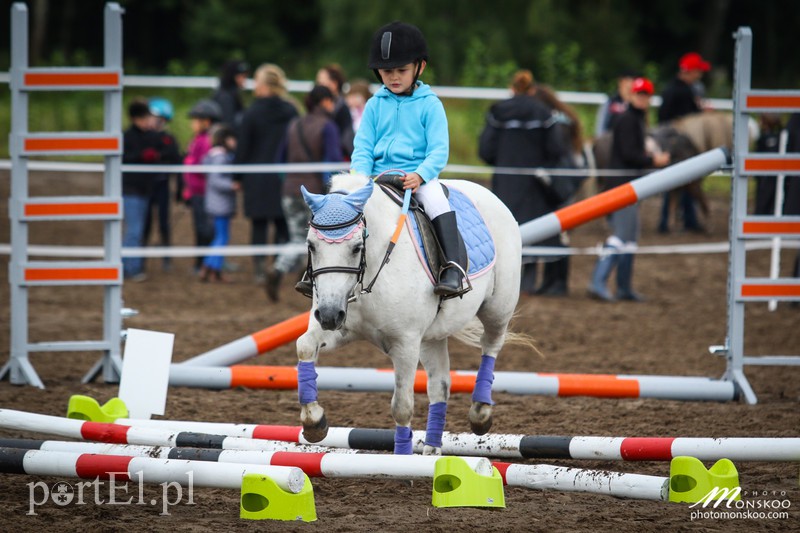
[303,172,412,301]
[360,183,411,295]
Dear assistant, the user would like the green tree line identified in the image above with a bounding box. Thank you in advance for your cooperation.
[1,0,798,163]
[2,0,799,92]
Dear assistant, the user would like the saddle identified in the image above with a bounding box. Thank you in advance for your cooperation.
[375,174,447,279]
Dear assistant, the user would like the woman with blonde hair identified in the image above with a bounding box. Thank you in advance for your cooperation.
[235,63,299,283]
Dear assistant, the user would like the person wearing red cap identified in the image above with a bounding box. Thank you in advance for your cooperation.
[658,51,710,125]
[657,52,711,233]
[588,77,670,302]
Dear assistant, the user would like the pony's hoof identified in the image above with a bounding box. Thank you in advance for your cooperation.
[469,401,493,436]
[422,445,442,456]
[302,413,329,443]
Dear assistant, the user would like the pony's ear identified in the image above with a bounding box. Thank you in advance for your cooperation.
[342,179,374,213]
[301,185,328,214]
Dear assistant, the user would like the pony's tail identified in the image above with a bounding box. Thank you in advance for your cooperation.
[452,316,542,357]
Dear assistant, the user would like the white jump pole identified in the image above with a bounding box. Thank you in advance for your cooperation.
[519,147,730,245]
[118,418,800,462]
[497,463,668,501]
[179,312,310,367]
[0,446,306,494]
[167,364,736,401]
[0,438,668,501]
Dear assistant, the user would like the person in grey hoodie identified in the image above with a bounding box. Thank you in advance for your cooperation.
[200,125,239,282]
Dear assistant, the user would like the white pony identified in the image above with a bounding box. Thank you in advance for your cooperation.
[296,172,523,455]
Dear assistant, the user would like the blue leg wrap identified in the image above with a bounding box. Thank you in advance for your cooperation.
[297,361,318,405]
[394,425,413,455]
[424,402,447,448]
[472,355,495,405]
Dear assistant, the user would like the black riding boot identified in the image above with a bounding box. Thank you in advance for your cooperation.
[432,211,469,297]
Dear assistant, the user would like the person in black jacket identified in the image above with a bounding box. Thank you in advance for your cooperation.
[235,63,299,282]
[785,114,800,283]
[478,69,567,295]
[657,52,710,233]
[144,97,182,273]
[122,98,171,281]
[212,59,249,128]
[588,78,670,302]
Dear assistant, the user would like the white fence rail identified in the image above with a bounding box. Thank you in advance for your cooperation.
[0,72,733,110]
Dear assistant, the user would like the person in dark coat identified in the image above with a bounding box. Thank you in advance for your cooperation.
[657,52,711,233]
[122,98,169,281]
[478,69,567,295]
[212,59,249,128]
[235,63,299,282]
[785,113,800,281]
[588,77,670,302]
[753,114,784,216]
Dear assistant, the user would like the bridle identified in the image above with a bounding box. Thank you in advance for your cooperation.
[302,177,412,303]
[303,211,369,303]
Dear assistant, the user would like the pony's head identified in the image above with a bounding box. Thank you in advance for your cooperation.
[301,174,374,330]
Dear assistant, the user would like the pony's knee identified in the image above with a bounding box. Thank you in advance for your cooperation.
[391,393,414,427]
[296,332,319,362]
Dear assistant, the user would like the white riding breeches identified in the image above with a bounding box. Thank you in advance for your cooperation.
[415,179,451,219]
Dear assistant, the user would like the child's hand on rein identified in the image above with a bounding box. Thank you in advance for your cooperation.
[402,172,423,192]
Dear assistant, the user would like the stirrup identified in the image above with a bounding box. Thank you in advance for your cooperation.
[295,273,313,298]
[434,261,472,300]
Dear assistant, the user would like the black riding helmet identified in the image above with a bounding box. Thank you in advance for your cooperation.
[188,99,222,122]
[368,21,428,86]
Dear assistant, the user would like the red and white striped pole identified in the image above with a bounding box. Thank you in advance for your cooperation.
[0,447,306,494]
[0,408,337,456]
[519,147,730,245]
[119,418,800,463]
[0,437,492,481]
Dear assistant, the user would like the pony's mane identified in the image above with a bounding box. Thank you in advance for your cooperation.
[329,172,371,194]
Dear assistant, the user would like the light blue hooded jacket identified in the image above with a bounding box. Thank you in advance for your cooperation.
[350,81,448,182]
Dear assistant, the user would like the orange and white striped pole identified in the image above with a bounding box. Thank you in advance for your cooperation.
[180,312,311,367]
[520,147,730,245]
[167,364,736,401]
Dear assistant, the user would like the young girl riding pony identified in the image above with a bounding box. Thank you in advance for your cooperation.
[349,21,468,297]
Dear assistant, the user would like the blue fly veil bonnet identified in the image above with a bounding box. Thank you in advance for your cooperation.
[301,178,374,242]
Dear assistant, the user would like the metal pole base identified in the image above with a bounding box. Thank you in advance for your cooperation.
[81,353,123,384]
[0,357,46,389]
